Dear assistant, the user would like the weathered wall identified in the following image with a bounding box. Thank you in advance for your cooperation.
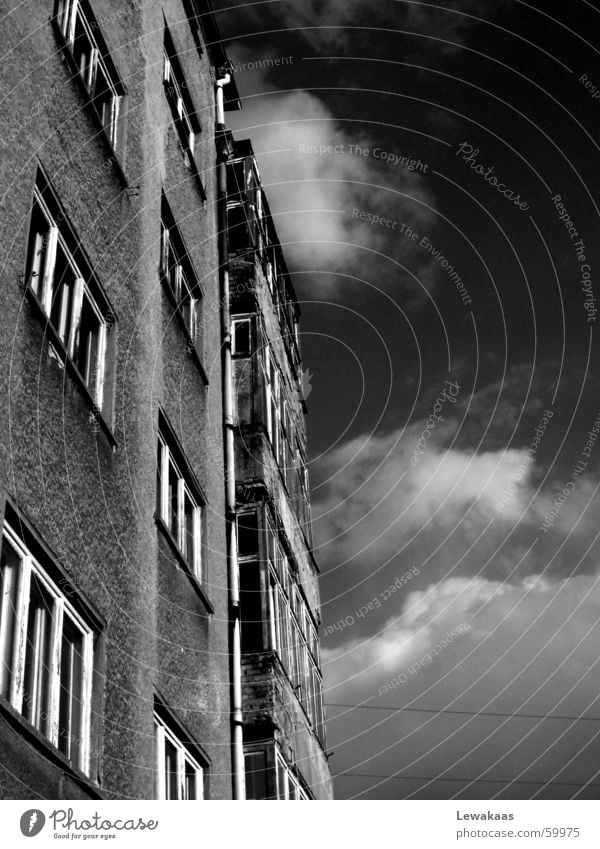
[0,0,231,800]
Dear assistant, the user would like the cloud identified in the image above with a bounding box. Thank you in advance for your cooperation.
[312,417,535,576]
[225,0,513,53]
[323,572,600,719]
[226,48,437,294]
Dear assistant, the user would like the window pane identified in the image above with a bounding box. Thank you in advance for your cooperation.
[23,576,54,736]
[168,459,179,537]
[184,759,198,800]
[183,492,196,572]
[164,738,179,800]
[233,320,251,356]
[0,538,20,699]
[240,561,263,652]
[156,439,163,519]
[27,206,51,297]
[245,750,268,800]
[94,64,114,134]
[74,292,101,390]
[50,245,77,344]
[237,512,258,557]
[58,615,84,766]
[276,756,287,800]
[72,11,95,92]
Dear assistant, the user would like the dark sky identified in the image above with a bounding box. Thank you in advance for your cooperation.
[211,0,600,799]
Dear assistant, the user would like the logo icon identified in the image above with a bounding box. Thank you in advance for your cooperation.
[20,810,45,837]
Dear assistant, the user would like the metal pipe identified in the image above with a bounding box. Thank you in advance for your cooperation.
[215,72,245,801]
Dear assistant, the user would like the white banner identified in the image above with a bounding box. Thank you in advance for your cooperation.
[0,800,598,848]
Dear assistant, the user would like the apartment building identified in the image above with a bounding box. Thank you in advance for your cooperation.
[0,0,239,799]
[0,0,332,801]
[224,139,333,799]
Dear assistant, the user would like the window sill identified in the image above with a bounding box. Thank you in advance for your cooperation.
[155,515,214,614]
[52,22,128,190]
[0,694,103,799]
[26,289,117,449]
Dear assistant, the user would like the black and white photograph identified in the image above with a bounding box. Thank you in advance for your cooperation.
[0,0,599,841]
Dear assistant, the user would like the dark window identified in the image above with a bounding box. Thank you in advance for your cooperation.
[237,512,258,557]
[245,750,268,800]
[232,318,252,357]
[240,560,263,651]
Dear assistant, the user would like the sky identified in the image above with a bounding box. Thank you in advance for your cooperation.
[210,0,600,799]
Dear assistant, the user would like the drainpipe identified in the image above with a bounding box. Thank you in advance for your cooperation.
[215,72,245,801]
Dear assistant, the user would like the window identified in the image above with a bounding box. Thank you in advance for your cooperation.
[0,518,97,775]
[163,26,200,162]
[264,523,325,746]
[55,0,126,163]
[25,169,115,420]
[259,343,299,480]
[245,749,269,800]
[154,710,205,800]
[275,749,309,800]
[160,196,203,353]
[156,414,205,583]
[232,318,253,357]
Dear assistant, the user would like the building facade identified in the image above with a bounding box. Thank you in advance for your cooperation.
[0,0,332,801]
[225,140,333,800]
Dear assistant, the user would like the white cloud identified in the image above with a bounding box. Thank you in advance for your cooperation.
[226,51,436,292]
[324,572,600,719]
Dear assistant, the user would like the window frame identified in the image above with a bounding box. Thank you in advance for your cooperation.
[54,0,127,170]
[232,316,253,358]
[0,516,98,777]
[163,23,205,199]
[156,411,209,598]
[25,167,117,442]
[263,522,325,746]
[154,708,206,800]
[160,195,206,379]
[275,748,310,800]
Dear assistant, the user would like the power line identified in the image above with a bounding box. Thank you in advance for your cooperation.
[326,703,600,723]
[335,772,600,789]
